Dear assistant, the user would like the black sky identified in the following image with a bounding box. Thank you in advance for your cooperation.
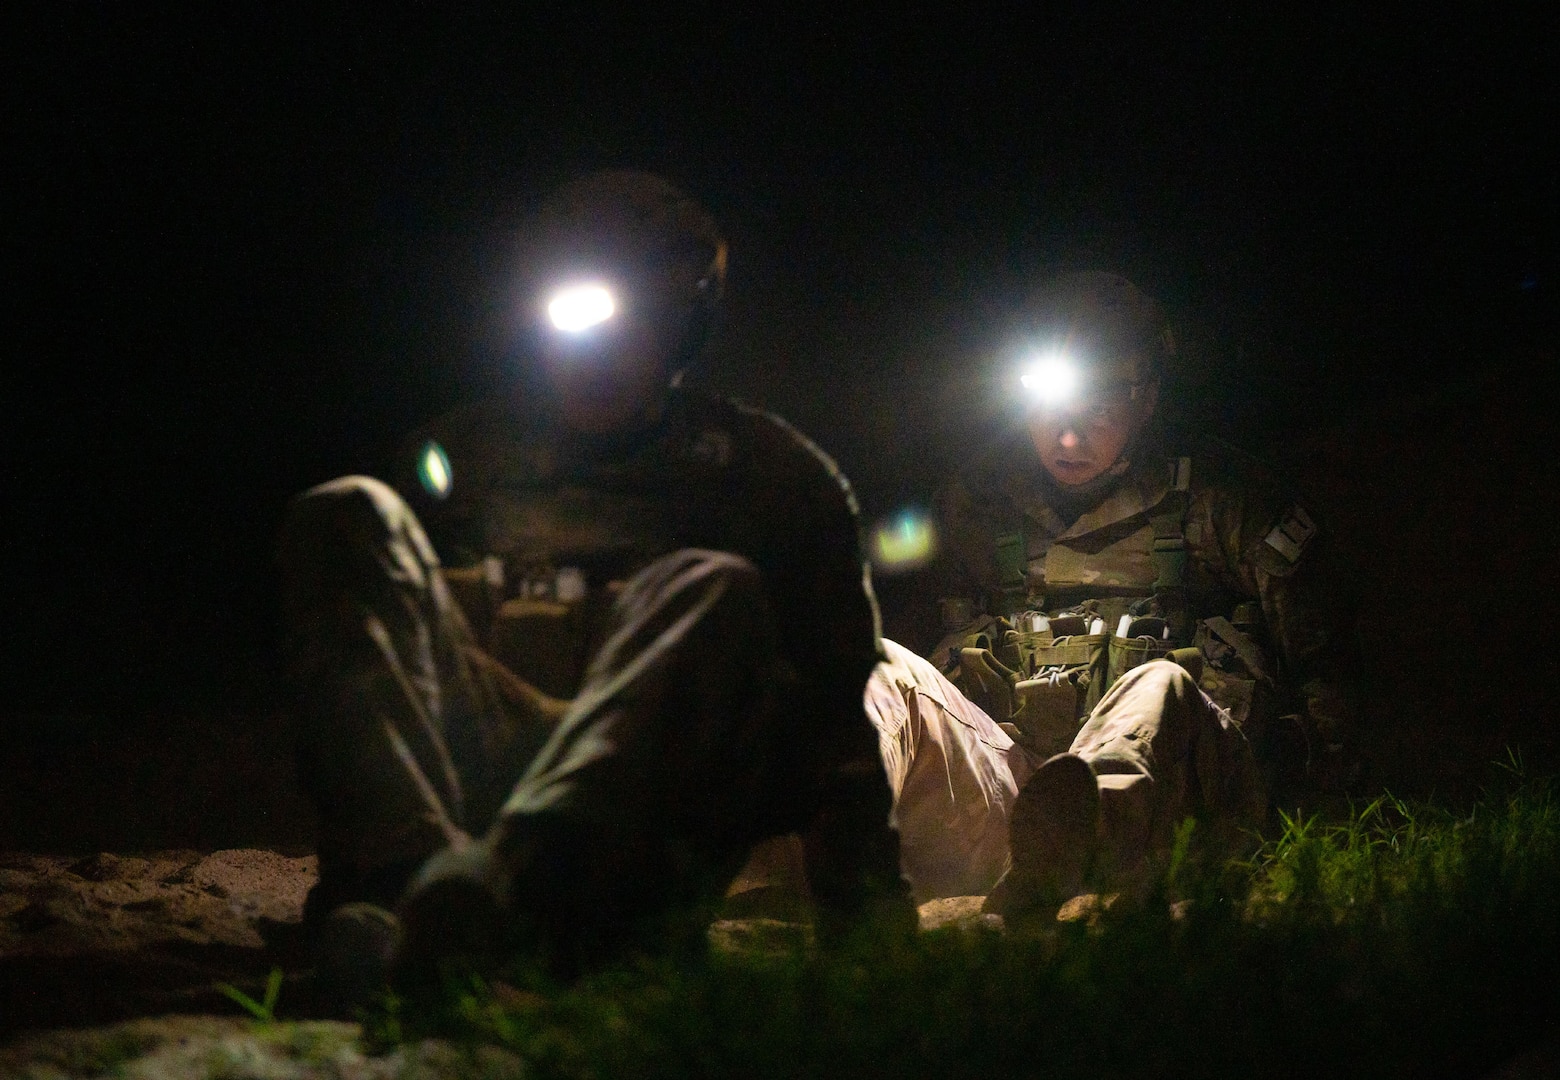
[5,7,1556,716]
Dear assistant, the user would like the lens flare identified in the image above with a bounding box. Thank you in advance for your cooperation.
[871,509,938,573]
[417,440,452,500]
[1019,352,1079,404]
[547,284,616,332]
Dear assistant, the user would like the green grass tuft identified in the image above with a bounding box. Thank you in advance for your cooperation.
[215,967,285,1024]
[366,768,1560,1079]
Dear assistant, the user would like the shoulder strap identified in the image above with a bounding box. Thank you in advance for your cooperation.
[1149,457,1191,591]
[1148,457,1192,642]
[993,531,1028,615]
[1203,615,1275,687]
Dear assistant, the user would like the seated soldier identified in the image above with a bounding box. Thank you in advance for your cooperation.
[874,271,1358,914]
[277,171,912,985]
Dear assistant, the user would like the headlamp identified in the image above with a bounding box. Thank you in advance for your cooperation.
[547,283,616,333]
[1018,351,1080,405]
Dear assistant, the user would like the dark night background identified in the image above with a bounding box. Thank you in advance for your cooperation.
[3,8,1557,846]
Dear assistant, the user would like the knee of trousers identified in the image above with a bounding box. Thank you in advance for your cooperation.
[279,475,442,605]
[1112,657,1200,700]
[1074,658,1203,771]
[1096,658,1207,728]
[616,548,766,619]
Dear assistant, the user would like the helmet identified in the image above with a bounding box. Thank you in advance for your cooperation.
[1017,272,1175,389]
[525,170,727,345]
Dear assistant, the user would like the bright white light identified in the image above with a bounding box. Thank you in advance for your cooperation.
[1019,353,1080,404]
[547,284,616,332]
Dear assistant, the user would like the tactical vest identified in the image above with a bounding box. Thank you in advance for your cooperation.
[943,457,1275,759]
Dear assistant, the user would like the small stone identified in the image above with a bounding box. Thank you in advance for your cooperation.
[707,916,814,956]
[917,895,990,932]
[1056,892,1119,925]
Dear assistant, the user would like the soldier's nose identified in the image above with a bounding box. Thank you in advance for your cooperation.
[1058,428,1081,449]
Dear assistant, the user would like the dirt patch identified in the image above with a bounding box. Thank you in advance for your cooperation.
[0,850,316,1041]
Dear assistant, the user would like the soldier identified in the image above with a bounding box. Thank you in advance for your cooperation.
[882,271,1358,915]
[277,171,911,985]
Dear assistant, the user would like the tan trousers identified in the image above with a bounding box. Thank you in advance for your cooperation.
[1072,659,1267,875]
[279,475,904,945]
[867,647,1264,897]
[866,640,1032,901]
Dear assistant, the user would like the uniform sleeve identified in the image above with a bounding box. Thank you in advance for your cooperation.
[1195,475,1360,755]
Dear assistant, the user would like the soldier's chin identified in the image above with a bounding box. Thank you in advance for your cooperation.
[1044,460,1103,487]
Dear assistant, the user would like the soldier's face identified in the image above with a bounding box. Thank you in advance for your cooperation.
[536,292,685,436]
[1027,376,1158,488]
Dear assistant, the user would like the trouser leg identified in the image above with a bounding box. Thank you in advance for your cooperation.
[1069,659,1266,877]
[278,475,541,918]
[868,639,1027,901]
[472,548,805,959]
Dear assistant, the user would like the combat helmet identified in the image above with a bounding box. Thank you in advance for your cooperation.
[524,170,728,362]
[1016,271,1175,393]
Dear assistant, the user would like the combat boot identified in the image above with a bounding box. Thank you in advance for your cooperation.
[983,752,1100,917]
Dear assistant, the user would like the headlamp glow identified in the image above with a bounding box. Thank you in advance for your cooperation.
[1019,352,1080,404]
[547,284,616,332]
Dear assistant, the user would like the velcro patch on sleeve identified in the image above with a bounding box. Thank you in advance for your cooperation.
[1263,505,1318,563]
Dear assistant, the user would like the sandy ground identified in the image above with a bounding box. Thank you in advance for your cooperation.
[0,850,317,1041]
[0,841,1006,1078]
[0,845,544,1078]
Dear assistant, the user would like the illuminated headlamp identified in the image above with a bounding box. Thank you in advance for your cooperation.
[1019,352,1080,404]
[547,283,616,332]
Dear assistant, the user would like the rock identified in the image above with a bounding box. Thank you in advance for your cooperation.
[917,895,997,932]
[1056,892,1119,926]
[1,847,321,1037]
[707,917,815,956]
[189,850,316,923]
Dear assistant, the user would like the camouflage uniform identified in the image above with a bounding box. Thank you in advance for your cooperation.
[279,386,905,956]
[893,426,1357,876]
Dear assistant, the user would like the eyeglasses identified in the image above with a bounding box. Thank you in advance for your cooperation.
[1034,381,1144,427]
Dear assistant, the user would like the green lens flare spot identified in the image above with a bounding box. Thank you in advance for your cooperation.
[871,510,937,573]
[418,440,452,499]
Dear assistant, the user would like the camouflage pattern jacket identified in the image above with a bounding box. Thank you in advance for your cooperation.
[911,427,1357,771]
